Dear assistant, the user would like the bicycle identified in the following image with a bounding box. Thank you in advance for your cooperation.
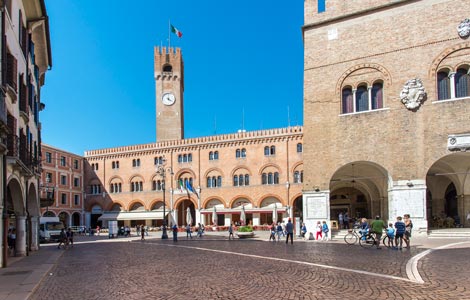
[359,232,377,248]
[344,228,361,245]
[382,233,394,248]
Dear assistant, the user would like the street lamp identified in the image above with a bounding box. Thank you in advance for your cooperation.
[156,157,172,239]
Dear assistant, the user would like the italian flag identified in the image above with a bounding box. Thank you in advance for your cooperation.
[179,179,185,193]
[171,24,183,38]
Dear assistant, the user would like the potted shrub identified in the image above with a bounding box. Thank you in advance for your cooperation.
[237,226,255,238]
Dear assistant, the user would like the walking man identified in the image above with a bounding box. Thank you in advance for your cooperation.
[285,218,294,244]
[228,222,235,240]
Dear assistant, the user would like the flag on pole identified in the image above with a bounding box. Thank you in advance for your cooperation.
[185,181,198,197]
[179,179,185,193]
[171,24,183,38]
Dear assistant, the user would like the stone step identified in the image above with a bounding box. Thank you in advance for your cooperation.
[428,228,470,238]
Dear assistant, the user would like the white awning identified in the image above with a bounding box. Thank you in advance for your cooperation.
[98,211,168,221]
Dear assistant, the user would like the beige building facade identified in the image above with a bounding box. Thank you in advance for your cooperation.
[83,47,304,231]
[302,0,470,233]
[1,0,52,266]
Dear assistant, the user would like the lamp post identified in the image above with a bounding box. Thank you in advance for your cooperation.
[156,157,172,239]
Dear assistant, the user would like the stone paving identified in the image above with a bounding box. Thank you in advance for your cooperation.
[28,234,470,300]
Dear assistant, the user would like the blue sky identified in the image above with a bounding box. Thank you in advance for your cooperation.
[41,1,304,155]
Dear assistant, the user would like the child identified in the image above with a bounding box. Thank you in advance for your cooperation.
[394,216,406,250]
[386,223,395,248]
[359,218,369,240]
[315,221,322,241]
[321,221,329,241]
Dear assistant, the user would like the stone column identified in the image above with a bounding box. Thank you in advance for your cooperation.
[302,189,330,238]
[15,216,27,257]
[462,194,470,227]
[388,180,427,234]
[30,216,39,251]
[85,212,91,229]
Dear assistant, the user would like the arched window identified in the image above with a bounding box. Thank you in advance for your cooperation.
[214,151,219,160]
[241,148,246,158]
[262,173,267,184]
[163,64,172,72]
[437,71,450,100]
[112,161,115,169]
[342,87,353,114]
[270,146,276,155]
[235,149,241,158]
[188,154,193,162]
[217,176,222,187]
[183,154,188,162]
[455,67,470,98]
[356,85,369,112]
[264,146,269,156]
[244,174,250,186]
[296,143,302,153]
[209,151,214,160]
[239,175,244,186]
[371,82,383,109]
[178,155,182,163]
[268,172,273,184]
[233,175,239,186]
[274,172,279,184]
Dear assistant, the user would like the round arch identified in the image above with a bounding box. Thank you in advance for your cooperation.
[426,152,470,228]
[230,165,253,177]
[329,161,390,224]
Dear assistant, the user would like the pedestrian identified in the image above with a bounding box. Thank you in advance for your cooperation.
[172,224,178,242]
[394,216,406,250]
[281,221,286,236]
[96,225,100,236]
[197,223,203,238]
[186,223,193,239]
[285,218,294,244]
[269,222,277,241]
[145,225,149,236]
[403,214,413,249]
[276,222,284,241]
[386,223,395,249]
[136,225,141,236]
[315,221,322,241]
[8,229,16,255]
[58,228,67,249]
[343,212,350,229]
[228,222,234,240]
[125,226,130,237]
[140,225,145,240]
[67,228,74,247]
[322,221,329,241]
[338,212,344,229]
[301,223,307,240]
[370,215,386,249]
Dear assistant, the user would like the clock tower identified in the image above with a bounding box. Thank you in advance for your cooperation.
[155,46,184,141]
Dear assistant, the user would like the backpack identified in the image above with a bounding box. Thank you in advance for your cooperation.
[322,223,329,233]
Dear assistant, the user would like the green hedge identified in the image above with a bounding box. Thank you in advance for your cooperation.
[238,226,253,232]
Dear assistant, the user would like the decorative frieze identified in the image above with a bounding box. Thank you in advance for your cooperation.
[399,78,427,110]
[448,133,470,152]
[458,18,470,38]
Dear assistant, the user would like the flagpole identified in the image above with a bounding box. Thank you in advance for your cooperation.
[168,19,171,50]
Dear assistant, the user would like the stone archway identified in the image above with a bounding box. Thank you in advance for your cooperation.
[330,161,389,225]
[177,200,196,226]
[426,152,470,228]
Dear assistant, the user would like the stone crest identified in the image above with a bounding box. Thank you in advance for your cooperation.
[458,18,470,38]
[400,78,427,110]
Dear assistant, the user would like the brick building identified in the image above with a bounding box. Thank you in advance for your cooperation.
[0,0,52,266]
[83,47,304,231]
[39,144,85,227]
[302,0,470,233]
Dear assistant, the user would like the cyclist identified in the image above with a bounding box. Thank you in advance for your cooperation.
[359,218,369,240]
[370,216,386,249]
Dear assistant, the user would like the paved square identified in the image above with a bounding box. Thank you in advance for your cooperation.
[29,235,470,299]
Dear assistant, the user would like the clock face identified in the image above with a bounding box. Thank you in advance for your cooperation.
[162,92,176,106]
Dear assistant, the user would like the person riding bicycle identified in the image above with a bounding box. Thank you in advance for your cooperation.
[370,216,386,249]
[359,218,369,240]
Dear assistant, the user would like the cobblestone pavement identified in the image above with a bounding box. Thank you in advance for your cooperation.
[29,235,470,300]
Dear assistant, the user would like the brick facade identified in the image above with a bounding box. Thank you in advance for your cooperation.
[303,0,470,232]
